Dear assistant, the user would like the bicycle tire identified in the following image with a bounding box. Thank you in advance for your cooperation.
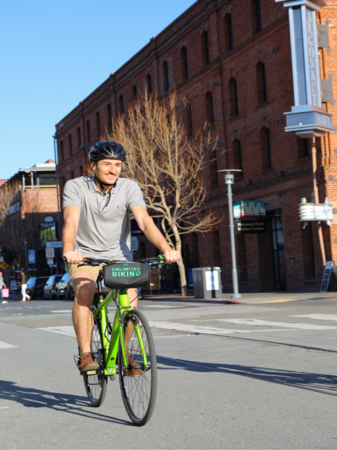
[83,318,108,407]
[118,309,157,426]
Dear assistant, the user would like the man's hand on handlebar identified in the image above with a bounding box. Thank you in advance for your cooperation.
[63,251,83,265]
[163,250,180,264]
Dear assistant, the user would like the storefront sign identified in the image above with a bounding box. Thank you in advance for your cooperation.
[234,201,266,219]
[299,197,332,223]
[235,219,267,234]
[46,241,62,249]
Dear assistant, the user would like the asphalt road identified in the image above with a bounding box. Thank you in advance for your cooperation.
[1,294,337,449]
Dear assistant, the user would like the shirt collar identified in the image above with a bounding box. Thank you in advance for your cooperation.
[86,176,117,195]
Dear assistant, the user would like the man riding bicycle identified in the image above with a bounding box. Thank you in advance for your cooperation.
[62,141,180,375]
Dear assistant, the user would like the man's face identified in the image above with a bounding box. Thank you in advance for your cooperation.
[92,159,122,185]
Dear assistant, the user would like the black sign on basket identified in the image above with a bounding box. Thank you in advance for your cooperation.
[235,219,267,234]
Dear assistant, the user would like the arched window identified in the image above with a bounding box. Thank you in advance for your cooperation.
[77,127,81,148]
[233,139,243,175]
[119,95,124,115]
[253,0,262,33]
[298,137,310,158]
[107,104,112,131]
[96,112,101,137]
[205,91,214,126]
[229,78,239,117]
[261,127,272,169]
[60,141,64,162]
[146,73,152,97]
[201,31,210,66]
[256,62,267,103]
[86,120,91,143]
[181,47,188,80]
[163,62,169,92]
[184,103,193,137]
[302,223,315,280]
[132,85,137,103]
[224,14,233,52]
[68,135,72,156]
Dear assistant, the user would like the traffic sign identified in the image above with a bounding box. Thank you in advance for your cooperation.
[0,262,9,270]
[47,257,54,265]
[45,248,55,258]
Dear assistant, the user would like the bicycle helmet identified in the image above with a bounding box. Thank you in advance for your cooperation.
[89,141,126,162]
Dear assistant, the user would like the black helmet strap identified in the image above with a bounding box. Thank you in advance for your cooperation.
[94,175,116,196]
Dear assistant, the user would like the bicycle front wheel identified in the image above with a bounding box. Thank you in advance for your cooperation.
[83,319,108,407]
[118,309,157,426]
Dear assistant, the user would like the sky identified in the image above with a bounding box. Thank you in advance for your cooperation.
[0,0,197,180]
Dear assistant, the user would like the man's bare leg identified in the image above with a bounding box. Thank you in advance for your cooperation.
[72,272,96,354]
[127,288,139,309]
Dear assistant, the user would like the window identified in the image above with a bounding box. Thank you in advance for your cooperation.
[206,91,214,126]
[119,95,124,115]
[253,0,262,33]
[210,150,218,186]
[80,165,83,176]
[71,170,74,179]
[256,62,267,103]
[261,127,272,169]
[224,14,234,52]
[86,120,91,143]
[237,235,248,281]
[96,112,101,137]
[233,139,243,175]
[213,230,221,268]
[107,104,112,131]
[60,141,64,162]
[302,222,315,280]
[298,137,310,158]
[202,31,210,66]
[146,73,152,97]
[68,134,72,156]
[229,78,239,117]
[132,85,137,103]
[163,62,169,92]
[77,127,81,148]
[191,233,199,267]
[181,47,188,80]
[184,103,193,137]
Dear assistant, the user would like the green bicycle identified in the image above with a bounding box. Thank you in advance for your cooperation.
[75,256,163,426]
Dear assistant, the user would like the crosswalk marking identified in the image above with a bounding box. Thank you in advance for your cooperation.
[51,310,72,313]
[0,341,17,349]
[37,326,76,338]
[291,314,337,321]
[211,318,337,330]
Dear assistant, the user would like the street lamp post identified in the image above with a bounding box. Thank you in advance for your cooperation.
[24,238,28,275]
[218,169,242,299]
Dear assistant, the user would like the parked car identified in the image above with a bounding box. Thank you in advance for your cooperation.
[56,272,74,300]
[25,277,48,299]
[44,275,63,299]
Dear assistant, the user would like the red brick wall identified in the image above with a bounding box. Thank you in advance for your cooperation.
[56,0,337,292]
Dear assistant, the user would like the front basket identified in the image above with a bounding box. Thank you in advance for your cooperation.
[103,262,149,289]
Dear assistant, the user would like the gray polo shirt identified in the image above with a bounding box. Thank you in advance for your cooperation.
[62,176,146,261]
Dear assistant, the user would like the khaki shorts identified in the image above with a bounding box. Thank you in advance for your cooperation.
[67,257,127,282]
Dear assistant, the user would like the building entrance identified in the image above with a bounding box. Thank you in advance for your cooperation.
[258,210,286,291]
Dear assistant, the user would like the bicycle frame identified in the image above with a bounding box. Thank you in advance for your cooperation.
[93,280,148,376]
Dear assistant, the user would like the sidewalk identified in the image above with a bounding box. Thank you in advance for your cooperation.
[140,291,337,304]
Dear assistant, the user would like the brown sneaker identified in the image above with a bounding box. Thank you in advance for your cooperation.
[78,352,99,375]
[123,353,142,377]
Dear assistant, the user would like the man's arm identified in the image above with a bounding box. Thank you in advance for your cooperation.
[132,206,180,263]
[62,205,83,264]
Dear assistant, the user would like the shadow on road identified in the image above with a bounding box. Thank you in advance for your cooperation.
[157,355,337,393]
[0,379,131,425]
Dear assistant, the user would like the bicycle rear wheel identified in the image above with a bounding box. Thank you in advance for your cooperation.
[118,309,157,426]
[83,319,108,407]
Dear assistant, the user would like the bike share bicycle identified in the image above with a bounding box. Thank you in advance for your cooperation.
[72,255,165,426]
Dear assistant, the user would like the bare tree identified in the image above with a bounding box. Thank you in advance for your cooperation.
[104,91,221,296]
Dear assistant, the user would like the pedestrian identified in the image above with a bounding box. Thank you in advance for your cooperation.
[20,270,30,302]
[0,271,7,304]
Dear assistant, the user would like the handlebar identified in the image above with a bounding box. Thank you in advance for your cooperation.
[63,255,171,267]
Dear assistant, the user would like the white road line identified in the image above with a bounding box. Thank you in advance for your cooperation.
[211,318,337,330]
[149,322,250,335]
[0,341,17,349]
[143,305,174,308]
[0,407,9,410]
[291,314,337,321]
[37,326,76,338]
[51,310,72,313]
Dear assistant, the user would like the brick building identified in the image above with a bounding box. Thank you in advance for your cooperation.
[0,160,60,278]
[55,0,337,292]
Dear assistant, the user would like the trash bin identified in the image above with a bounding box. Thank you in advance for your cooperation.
[192,267,222,299]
